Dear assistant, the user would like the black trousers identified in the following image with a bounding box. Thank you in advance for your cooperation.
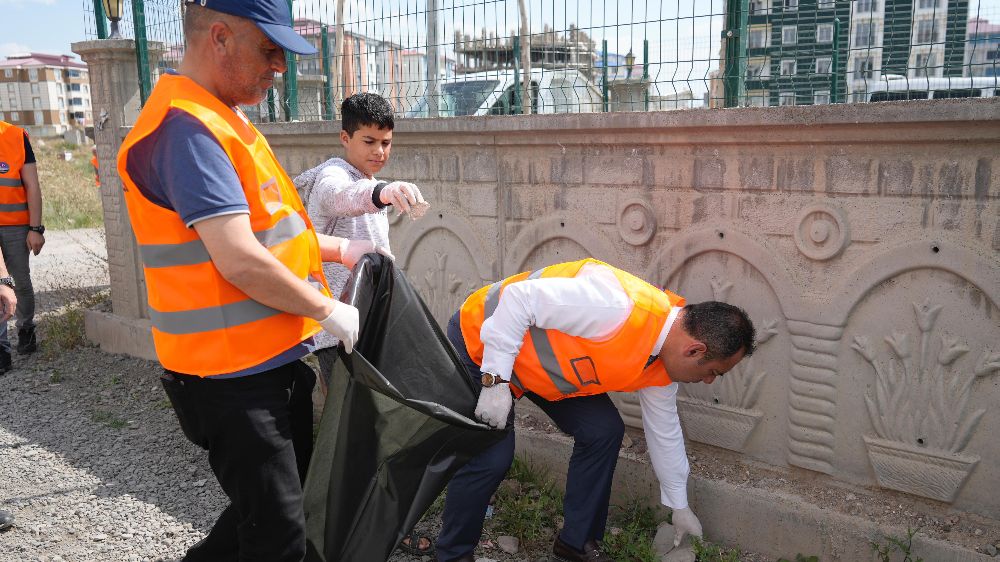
[161,360,316,562]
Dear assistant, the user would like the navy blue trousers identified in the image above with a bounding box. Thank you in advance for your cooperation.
[436,313,625,561]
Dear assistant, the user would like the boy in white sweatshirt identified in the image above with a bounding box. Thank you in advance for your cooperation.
[294,92,427,384]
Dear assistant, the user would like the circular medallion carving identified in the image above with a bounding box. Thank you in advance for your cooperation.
[617,199,656,246]
[794,204,849,261]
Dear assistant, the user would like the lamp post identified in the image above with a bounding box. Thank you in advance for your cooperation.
[625,49,635,80]
[102,0,123,39]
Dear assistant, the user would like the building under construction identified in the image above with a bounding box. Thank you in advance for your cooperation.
[452,24,596,76]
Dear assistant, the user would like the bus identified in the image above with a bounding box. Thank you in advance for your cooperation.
[865,75,998,102]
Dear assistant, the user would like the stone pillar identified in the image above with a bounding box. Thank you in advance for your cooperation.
[71,39,156,360]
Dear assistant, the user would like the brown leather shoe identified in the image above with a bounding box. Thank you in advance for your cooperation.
[551,536,614,562]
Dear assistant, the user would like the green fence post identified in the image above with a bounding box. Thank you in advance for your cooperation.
[512,36,522,114]
[93,0,108,39]
[131,0,152,105]
[267,88,277,122]
[321,25,334,120]
[282,0,299,121]
[642,39,649,111]
[601,39,609,112]
[831,18,842,104]
[723,0,748,107]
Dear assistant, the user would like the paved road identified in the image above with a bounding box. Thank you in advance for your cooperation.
[31,228,109,294]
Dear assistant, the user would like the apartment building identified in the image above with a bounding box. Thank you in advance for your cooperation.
[743,0,968,106]
[0,53,92,137]
[965,16,1000,76]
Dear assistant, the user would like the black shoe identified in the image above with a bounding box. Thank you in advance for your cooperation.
[16,327,36,355]
[552,537,614,562]
[0,350,10,376]
[0,509,13,532]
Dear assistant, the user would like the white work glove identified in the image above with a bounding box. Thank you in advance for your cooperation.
[318,300,360,354]
[671,507,703,547]
[379,181,425,215]
[339,239,395,270]
[474,383,513,429]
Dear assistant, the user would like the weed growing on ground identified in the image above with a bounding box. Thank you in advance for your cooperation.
[34,142,103,230]
[39,289,110,359]
[490,457,564,550]
[602,501,662,562]
[778,554,820,562]
[871,527,923,562]
[48,370,64,384]
[691,536,741,562]
[91,409,128,429]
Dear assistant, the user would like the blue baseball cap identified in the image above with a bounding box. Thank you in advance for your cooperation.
[186,0,318,55]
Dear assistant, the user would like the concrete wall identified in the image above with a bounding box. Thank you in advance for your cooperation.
[261,101,1000,518]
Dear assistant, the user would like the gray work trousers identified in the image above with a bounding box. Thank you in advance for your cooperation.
[0,225,35,352]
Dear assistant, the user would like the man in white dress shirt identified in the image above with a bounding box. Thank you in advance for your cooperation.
[436,259,755,562]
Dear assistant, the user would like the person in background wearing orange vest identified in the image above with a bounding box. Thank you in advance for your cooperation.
[115,1,387,560]
[436,259,756,562]
[90,146,100,188]
[0,120,44,373]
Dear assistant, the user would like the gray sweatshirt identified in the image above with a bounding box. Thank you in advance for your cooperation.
[294,157,390,350]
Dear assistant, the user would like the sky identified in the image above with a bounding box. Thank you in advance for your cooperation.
[4,0,999,76]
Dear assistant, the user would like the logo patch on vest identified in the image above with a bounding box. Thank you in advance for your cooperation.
[0,162,9,174]
[260,177,283,214]
[570,356,600,386]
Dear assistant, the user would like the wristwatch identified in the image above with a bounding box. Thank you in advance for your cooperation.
[28,225,44,235]
[0,276,14,289]
[480,372,507,387]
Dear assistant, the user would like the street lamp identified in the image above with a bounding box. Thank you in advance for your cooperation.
[625,49,635,79]
[102,0,123,39]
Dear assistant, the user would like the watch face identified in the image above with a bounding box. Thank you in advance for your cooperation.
[481,373,495,387]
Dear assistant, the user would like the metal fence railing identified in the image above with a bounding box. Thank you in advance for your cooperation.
[82,0,1000,122]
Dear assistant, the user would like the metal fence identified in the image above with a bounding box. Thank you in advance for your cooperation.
[82,0,1000,122]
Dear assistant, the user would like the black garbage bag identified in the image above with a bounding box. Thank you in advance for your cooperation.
[304,254,506,562]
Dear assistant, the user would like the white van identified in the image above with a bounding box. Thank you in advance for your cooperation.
[404,68,604,117]
[865,75,998,102]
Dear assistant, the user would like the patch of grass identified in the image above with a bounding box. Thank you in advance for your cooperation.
[157,398,173,410]
[871,528,922,562]
[48,370,64,383]
[91,409,128,429]
[603,501,662,562]
[39,290,109,358]
[779,555,820,562]
[691,536,741,562]
[33,141,103,230]
[489,457,564,550]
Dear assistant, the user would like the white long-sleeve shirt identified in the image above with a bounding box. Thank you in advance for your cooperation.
[480,263,691,509]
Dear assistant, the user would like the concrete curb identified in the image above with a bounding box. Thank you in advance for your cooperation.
[515,428,992,561]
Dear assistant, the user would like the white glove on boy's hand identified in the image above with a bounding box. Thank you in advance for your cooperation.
[379,181,425,215]
[474,383,513,429]
[339,239,395,270]
[671,507,703,547]
[318,301,359,354]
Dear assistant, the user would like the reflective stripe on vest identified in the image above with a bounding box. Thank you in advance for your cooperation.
[0,178,22,187]
[139,212,309,269]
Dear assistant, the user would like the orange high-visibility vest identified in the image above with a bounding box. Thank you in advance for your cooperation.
[0,121,30,225]
[460,259,684,401]
[117,74,330,376]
